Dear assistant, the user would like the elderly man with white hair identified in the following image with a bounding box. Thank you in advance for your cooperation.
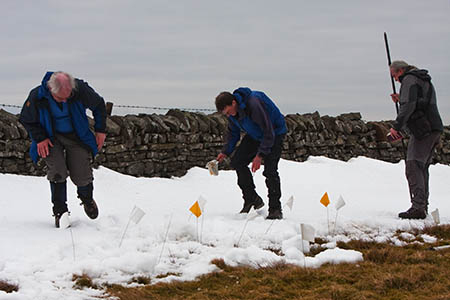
[389,61,443,219]
[20,71,106,227]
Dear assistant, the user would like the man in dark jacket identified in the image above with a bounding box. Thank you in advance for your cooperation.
[20,71,107,227]
[215,87,287,219]
[389,61,443,219]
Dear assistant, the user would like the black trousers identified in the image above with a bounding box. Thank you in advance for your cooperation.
[230,134,285,210]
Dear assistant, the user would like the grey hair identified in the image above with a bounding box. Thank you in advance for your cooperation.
[390,60,417,72]
[47,71,77,93]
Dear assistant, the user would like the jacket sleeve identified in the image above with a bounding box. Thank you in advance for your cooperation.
[222,120,241,155]
[77,80,107,133]
[393,75,419,131]
[247,97,275,156]
[19,90,48,143]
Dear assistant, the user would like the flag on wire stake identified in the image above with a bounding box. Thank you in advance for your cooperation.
[431,209,440,225]
[300,223,315,268]
[119,205,146,248]
[334,195,346,234]
[59,212,76,261]
[158,214,173,265]
[320,192,330,207]
[130,206,146,224]
[301,223,315,243]
[320,192,331,235]
[285,195,294,211]
[189,200,202,242]
[198,196,208,244]
[265,196,294,234]
[237,208,259,247]
[189,201,202,218]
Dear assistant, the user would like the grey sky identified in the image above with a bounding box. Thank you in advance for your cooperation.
[1,0,449,122]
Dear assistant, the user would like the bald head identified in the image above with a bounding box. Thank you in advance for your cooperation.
[47,71,77,102]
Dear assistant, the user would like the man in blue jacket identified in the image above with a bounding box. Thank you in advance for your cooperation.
[215,88,287,219]
[20,71,107,227]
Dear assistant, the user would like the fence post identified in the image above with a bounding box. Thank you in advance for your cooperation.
[106,102,114,116]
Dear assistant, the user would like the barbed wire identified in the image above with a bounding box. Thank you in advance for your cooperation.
[0,103,216,113]
[0,104,21,109]
[113,104,216,112]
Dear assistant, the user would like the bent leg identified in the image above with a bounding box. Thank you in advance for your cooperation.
[44,138,69,215]
[230,135,260,204]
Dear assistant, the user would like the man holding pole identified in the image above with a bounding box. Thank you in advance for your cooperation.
[215,87,287,219]
[388,61,443,219]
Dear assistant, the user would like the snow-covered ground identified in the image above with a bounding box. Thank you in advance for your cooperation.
[1,156,449,300]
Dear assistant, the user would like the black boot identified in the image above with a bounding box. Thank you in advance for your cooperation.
[54,211,70,228]
[239,195,265,213]
[398,207,426,220]
[50,181,68,228]
[266,208,283,220]
[77,183,99,219]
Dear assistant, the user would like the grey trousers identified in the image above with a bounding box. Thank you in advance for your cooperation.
[44,133,93,187]
[405,131,441,211]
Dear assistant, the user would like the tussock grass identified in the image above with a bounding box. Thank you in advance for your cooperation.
[106,225,450,300]
[72,273,100,290]
[129,276,152,285]
[0,280,18,293]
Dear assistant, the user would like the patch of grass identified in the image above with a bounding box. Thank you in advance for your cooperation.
[422,224,450,240]
[264,247,283,256]
[0,280,18,293]
[72,273,99,290]
[129,276,151,285]
[106,225,450,300]
[154,273,181,279]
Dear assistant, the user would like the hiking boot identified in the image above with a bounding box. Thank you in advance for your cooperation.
[266,209,283,220]
[253,195,264,210]
[239,195,265,213]
[54,211,68,228]
[398,207,426,220]
[79,196,99,219]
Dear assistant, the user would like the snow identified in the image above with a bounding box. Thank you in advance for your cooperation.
[1,156,449,299]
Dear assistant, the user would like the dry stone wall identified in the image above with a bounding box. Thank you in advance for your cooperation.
[0,109,449,178]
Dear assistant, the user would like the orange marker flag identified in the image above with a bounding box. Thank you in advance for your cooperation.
[189,201,202,218]
[320,192,330,207]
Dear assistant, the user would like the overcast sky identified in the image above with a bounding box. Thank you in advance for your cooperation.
[1,0,449,122]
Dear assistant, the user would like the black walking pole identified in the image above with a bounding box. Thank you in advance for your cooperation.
[384,32,407,159]
[384,32,399,114]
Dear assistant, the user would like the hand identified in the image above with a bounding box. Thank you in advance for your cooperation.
[251,155,262,173]
[216,153,227,163]
[390,93,400,103]
[389,128,402,140]
[37,138,53,158]
[96,132,106,151]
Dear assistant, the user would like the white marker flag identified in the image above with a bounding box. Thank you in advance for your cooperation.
[335,195,346,211]
[130,206,146,224]
[59,212,71,229]
[431,208,440,225]
[285,196,294,211]
[198,196,207,212]
[300,223,315,242]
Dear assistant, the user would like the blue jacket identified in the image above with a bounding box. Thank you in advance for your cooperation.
[19,72,107,163]
[223,87,287,156]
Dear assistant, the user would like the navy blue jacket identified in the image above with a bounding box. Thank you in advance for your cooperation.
[223,87,287,156]
[19,72,106,163]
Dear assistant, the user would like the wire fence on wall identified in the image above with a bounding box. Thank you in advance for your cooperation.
[0,103,216,115]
